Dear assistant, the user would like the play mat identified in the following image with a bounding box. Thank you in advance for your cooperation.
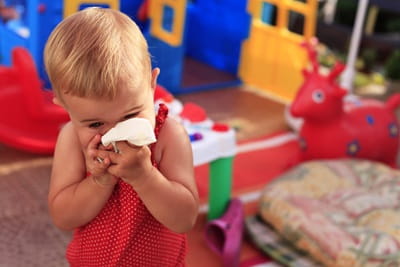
[246,159,400,266]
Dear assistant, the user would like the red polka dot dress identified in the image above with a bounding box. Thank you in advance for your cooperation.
[66,104,187,266]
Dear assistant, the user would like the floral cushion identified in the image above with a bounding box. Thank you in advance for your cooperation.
[257,159,400,266]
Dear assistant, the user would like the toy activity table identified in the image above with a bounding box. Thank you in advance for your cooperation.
[155,95,237,220]
[185,122,236,220]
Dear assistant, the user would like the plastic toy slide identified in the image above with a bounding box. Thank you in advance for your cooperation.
[0,47,69,154]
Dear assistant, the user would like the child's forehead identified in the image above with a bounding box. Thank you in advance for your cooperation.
[64,83,150,111]
[63,94,141,121]
[121,70,151,88]
[61,73,149,100]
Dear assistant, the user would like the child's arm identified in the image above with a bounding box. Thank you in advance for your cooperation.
[108,118,199,233]
[48,123,117,230]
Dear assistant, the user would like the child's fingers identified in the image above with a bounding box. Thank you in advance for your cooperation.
[113,141,134,152]
[114,141,143,154]
[107,164,122,178]
[91,157,111,177]
[107,151,122,163]
[94,151,112,165]
[87,147,106,160]
[87,134,102,151]
[96,157,110,167]
[99,143,113,151]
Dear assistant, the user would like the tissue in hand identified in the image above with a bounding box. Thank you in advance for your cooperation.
[101,118,156,147]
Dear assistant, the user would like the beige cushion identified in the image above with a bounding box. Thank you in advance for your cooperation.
[259,159,400,266]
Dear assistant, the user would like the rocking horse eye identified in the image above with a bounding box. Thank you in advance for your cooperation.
[312,90,325,103]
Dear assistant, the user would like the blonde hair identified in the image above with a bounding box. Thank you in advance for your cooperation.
[44,8,151,103]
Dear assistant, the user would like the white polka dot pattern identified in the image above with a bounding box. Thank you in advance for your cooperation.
[66,181,187,266]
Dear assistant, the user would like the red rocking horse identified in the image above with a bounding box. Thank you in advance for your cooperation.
[290,39,400,167]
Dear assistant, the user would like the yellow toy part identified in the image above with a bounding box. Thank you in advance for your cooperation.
[149,0,187,47]
[239,0,318,103]
[64,0,120,18]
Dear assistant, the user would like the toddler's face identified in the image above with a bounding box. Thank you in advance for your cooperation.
[60,83,155,150]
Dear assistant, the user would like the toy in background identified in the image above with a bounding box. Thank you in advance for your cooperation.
[0,47,69,154]
[0,0,62,84]
[0,0,18,22]
[204,198,244,267]
[145,0,249,94]
[186,0,250,75]
[290,39,400,167]
[148,0,251,93]
[145,0,188,94]
[239,0,318,102]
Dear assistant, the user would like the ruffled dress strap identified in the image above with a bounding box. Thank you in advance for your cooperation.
[150,103,169,167]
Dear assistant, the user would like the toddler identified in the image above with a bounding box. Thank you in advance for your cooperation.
[45,7,199,266]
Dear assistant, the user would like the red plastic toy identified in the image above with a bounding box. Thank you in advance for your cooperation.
[0,47,69,154]
[290,40,400,167]
[154,84,174,102]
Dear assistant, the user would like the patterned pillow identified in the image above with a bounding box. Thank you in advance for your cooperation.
[256,159,400,266]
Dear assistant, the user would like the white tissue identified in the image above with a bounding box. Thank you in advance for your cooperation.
[101,118,156,147]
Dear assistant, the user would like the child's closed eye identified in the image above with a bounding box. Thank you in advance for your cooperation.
[124,112,139,119]
[89,122,104,128]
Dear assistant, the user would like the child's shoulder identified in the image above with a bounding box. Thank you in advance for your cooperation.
[159,117,188,141]
[55,121,80,149]
[58,121,75,138]
[153,117,190,161]
[154,117,193,169]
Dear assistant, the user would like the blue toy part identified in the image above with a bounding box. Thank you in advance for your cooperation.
[194,0,247,12]
[146,0,188,94]
[120,0,149,30]
[186,2,250,74]
[147,33,186,94]
[0,0,64,88]
[189,132,203,142]
[0,0,30,66]
[0,23,27,65]
[261,2,275,24]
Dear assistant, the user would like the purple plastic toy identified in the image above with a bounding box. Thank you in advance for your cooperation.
[204,198,244,267]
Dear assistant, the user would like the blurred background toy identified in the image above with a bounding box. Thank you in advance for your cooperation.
[290,40,400,166]
[204,198,244,267]
[0,0,18,22]
[0,47,69,154]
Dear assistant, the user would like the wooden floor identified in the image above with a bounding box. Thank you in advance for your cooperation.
[0,141,44,164]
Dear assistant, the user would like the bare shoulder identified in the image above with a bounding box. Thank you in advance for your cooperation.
[154,117,192,164]
[49,121,85,199]
[52,121,84,176]
[159,117,189,140]
[55,121,80,151]
[58,121,74,138]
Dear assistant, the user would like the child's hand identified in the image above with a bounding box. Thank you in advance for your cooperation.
[107,141,153,187]
[85,134,117,186]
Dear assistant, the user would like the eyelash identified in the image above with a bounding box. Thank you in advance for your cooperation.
[124,112,139,119]
[89,122,104,129]
[88,113,139,129]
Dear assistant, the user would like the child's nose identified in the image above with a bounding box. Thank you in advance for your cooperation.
[99,126,113,136]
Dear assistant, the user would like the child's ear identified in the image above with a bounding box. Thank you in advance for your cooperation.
[53,97,63,107]
[151,68,160,91]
